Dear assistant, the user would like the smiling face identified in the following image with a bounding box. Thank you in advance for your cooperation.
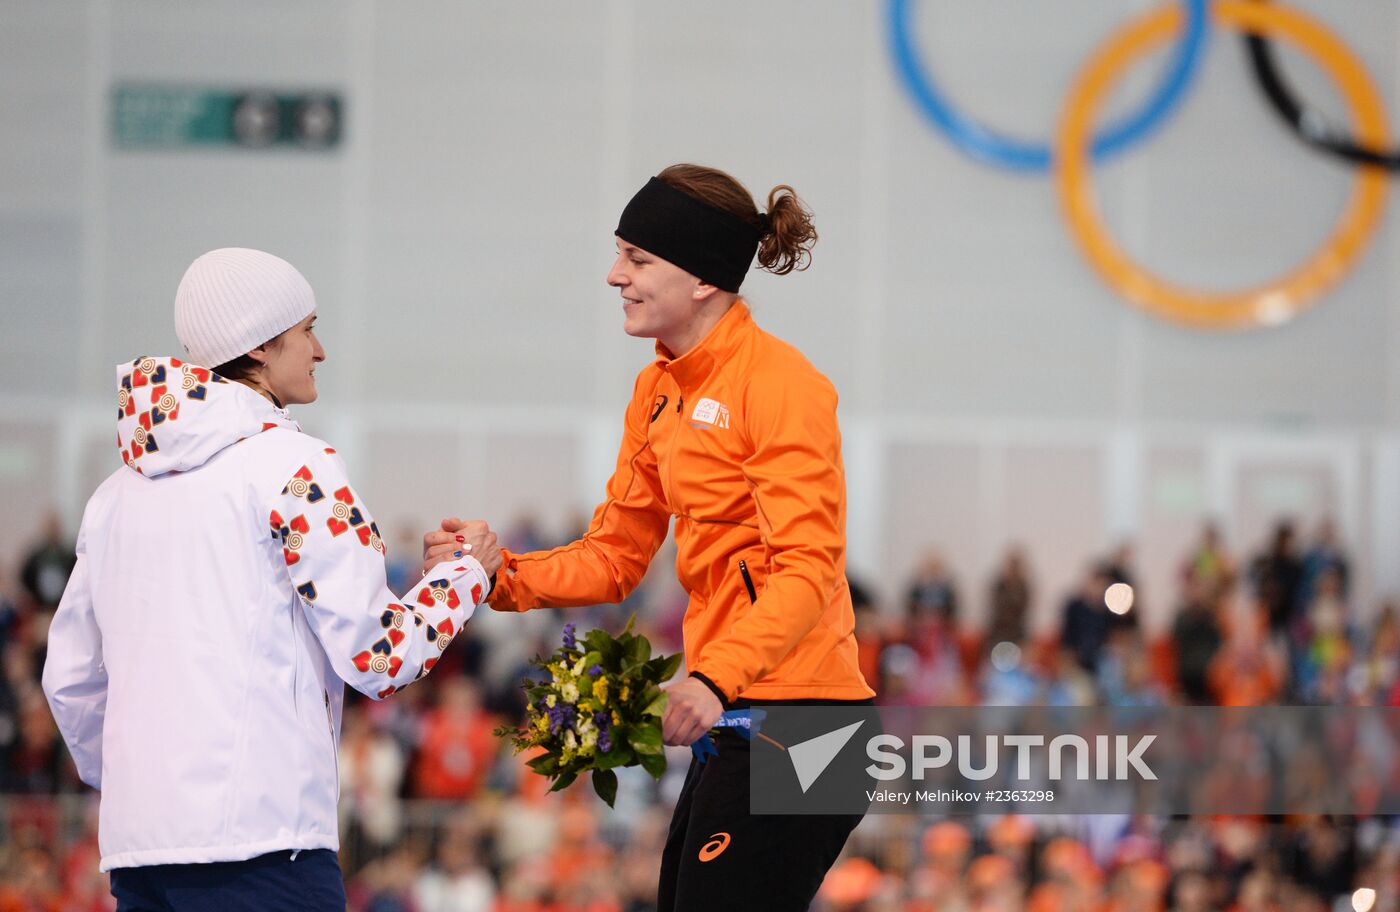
[607,238,728,356]
[250,312,325,405]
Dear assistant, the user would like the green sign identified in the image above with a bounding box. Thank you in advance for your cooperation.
[112,85,343,150]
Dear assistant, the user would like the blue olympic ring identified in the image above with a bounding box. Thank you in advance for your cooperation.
[887,0,1211,172]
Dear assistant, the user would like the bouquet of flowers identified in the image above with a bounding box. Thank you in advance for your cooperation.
[495,617,682,807]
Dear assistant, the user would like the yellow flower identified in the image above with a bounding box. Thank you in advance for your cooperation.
[619,686,630,702]
[611,711,621,726]
[592,679,609,704]
[535,716,549,733]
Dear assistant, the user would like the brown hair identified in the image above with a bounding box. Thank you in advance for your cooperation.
[210,333,283,381]
[656,163,817,276]
[211,353,259,381]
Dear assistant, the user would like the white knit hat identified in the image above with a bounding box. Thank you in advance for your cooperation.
[173,248,316,368]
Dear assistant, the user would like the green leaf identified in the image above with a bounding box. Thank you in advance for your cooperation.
[593,746,629,771]
[623,613,637,635]
[656,653,683,680]
[643,690,668,718]
[549,770,578,792]
[638,750,667,779]
[627,634,650,667]
[581,629,611,654]
[591,769,619,807]
[629,724,664,756]
[526,754,559,775]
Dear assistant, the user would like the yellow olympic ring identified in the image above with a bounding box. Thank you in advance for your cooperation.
[1055,0,1389,330]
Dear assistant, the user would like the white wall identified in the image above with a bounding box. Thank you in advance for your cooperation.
[2,0,1399,633]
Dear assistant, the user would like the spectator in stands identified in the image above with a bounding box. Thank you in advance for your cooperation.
[0,690,68,794]
[338,704,407,869]
[412,830,496,912]
[1097,632,1165,707]
[18,512,75,614]
[0,845,63,912]
[1044,647,1096,706]
[1182,522,1235,606]
[1060,564,1114,674]
[1294,566,1354,703]
[411,678,499,802]
[987,546,1033,649]
[906,550,959,626]
[1358,603,1400,704]
[1208,600,1283,705]
[1299,517,1349,610]
[1250,520,1304,633]
[1171,578,1222,704]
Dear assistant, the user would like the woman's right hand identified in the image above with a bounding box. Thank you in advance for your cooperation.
[423,517,501,577]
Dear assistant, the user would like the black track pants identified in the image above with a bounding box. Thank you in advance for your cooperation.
[656,728,865,912]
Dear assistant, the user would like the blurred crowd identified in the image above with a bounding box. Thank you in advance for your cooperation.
[1,511,1398,911]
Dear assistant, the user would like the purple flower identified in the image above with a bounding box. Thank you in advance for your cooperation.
[589,664,603,677]
[547,703,577,735]
[562,623,577,651]
[593,710,611,752]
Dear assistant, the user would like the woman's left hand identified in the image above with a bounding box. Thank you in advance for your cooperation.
[661,676,724,746]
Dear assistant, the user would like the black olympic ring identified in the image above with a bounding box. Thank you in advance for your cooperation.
[1244,0,1399,169]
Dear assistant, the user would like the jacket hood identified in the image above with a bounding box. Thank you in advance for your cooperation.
[115,356,299,477]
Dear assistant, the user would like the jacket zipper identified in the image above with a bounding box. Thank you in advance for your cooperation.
[662,393,684,509]
[739,559,758,604]
[324,689,339,794]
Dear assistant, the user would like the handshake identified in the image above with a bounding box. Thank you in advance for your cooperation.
[420,517,505,578]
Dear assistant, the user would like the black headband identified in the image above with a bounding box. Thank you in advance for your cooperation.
[615,177,763,293]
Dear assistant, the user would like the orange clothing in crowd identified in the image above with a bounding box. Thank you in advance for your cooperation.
[412,708,498,800]
[491,301,872,703]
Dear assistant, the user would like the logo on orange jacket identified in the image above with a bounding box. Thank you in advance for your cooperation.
[698,832,731,862]
[691,397,730,430]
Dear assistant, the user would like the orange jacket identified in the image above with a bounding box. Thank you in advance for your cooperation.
[490,301,873,702]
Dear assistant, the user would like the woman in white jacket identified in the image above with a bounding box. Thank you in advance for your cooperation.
[42,248,500,911]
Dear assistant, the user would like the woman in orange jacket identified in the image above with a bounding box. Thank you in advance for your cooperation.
[427,163,873,911]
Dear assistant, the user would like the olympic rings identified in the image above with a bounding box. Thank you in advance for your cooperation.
[887,0,1210,172]
[1244,1,1400,169]
[1055,1,1389,330]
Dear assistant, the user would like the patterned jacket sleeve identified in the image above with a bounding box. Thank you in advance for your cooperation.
[42,527,106,789]
[271,447,491,699]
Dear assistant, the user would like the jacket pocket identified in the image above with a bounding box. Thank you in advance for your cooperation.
[738,559,758,604]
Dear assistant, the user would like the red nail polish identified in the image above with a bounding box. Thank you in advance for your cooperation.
[455,535,465,543]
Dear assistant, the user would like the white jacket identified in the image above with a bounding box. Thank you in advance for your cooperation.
[42,356,490,872]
